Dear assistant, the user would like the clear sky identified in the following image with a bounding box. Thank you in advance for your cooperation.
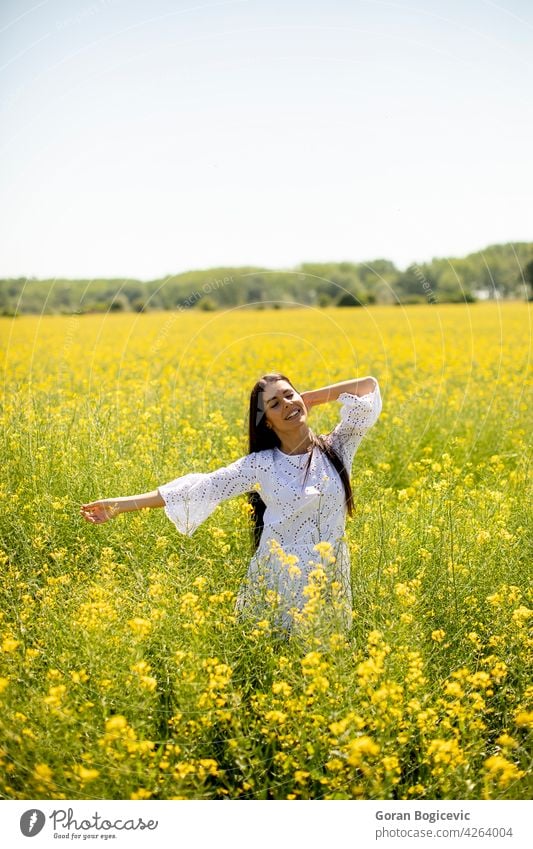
[1,0,531,280]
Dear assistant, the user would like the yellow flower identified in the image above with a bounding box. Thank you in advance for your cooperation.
[131,660,150,675]
[33,763,54,784]
[346,736,380,767]
[313,541,335,563]
[382,755,401,776]
[467,632,483,650]
[105,715,128,732]
[444,681,464,699]
[484,755,525,788]
[198,758,219,777]
[131,788,152,800]
[25,648,39,660]
[431,629,446,642]
[264,710,287,725]
[496,734,517,749]
[43,684,67,708]
[192,575,209,590]
[476,530,491,545]
[394,582,418,606]
[173,761,196,780]
[489,661,507,683]
[511,605,531,625]
[272,681,292,697]
[70,669,89,684]
[128,617,151,636]
[514,710,533,729]
[427,738,465,769]
[73,765,100,783]
[407,784,426,796]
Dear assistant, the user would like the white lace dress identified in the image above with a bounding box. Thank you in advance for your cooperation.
[158,380,382,632]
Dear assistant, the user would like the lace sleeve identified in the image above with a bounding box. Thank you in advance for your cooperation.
[158,452,258,536]
[327,379,383,468]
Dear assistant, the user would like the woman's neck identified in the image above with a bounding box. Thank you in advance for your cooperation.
[278,427,314,455]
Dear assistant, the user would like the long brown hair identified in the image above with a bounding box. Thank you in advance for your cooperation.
[247,372,354,551]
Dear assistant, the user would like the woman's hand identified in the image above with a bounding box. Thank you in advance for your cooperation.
[80,500,121,524]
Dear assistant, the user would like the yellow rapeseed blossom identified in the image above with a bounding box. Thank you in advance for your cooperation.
[484,755,525,788]
[513,710,533,728]
[496,734,518,749]
[427,738,465,772]
[131,788,152,799]
[264,710,287,725]
[128,617,152,637]
[105,715,128,732]
[33,763,54,785]
[313,541,336,564]
[272,681,292,697]
[511,605,531,625]
[73,765,100,783]
[346,735,380,767]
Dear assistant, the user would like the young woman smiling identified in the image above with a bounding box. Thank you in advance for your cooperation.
[81,373,382,635]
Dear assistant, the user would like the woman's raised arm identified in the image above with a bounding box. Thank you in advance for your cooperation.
[80,490,165,524]
[301,376,377,410]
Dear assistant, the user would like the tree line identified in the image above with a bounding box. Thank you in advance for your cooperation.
[1,242,532,315]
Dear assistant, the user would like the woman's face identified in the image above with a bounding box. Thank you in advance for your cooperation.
[262,380,308,435]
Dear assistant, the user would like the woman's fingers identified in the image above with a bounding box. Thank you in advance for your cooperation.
[80,503,105,522]
[80,501,118,523]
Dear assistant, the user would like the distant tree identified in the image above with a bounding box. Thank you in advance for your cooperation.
[394,265,434,299]
[131,298,149,312]
[85,301,108,313]
[336,291,362,307]
[357,259,397,284]
[109,293,130,311]
[198,296,216,311]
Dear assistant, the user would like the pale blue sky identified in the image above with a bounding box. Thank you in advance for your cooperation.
[1,0,531,279]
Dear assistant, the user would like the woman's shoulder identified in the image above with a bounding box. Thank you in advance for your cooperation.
[248,447,276,467]
[253,447,276,460]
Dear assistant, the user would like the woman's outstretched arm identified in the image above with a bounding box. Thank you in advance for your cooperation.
[301,376,377,410]
[80,490,164,524]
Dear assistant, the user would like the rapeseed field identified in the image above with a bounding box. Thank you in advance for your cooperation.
[0,303,531,800]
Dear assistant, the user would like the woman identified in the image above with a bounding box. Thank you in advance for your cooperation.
[80,373,382,634]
